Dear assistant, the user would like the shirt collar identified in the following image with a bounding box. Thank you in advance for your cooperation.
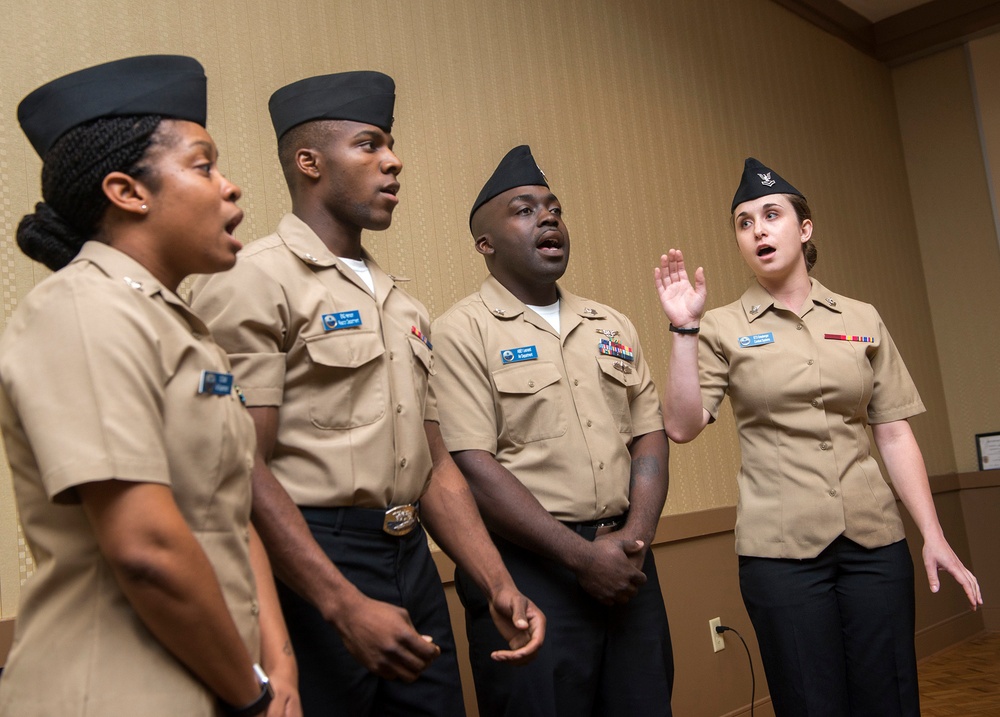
[275,212,410,297]
[72,241,209,333]
[741,277,843,323]
[478,275,605,317]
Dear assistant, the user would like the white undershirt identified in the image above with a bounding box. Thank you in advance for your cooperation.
[339,256,375,295]
[526,300,561,334]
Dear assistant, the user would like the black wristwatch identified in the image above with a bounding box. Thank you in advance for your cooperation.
[221,663,274,717]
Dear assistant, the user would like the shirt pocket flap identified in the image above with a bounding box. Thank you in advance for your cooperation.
[304,331,385,369]
[492,361,562,395]
[407,333,434,374]
[596,355,640,387]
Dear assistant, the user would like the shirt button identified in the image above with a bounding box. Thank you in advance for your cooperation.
[528,380,535,388]
[586,420,593,427]
[796,324,804,331]
[828,488,838,497]
[573,379,579,386]
[811,399,819,407]
[819,442,829,450]
[807,359,814,365]
[389,351,394,360]
[399,457,408,468]
[599,462,605,470]
[250,600,260,616]
[396,404,403,413]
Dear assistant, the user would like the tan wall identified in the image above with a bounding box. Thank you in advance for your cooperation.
[968,33,1000,255]
[892,46,1000,475]
[0,0,965,620]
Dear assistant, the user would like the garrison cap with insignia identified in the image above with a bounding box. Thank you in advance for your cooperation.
[470,145,548,230]
[731,157,804,212]
[18,55,207,158]
[269,71,396,140]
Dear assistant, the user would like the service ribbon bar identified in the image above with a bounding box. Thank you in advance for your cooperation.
[824,333,874,343]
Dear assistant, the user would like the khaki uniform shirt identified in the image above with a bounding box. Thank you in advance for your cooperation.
[699,279,924,559]
[431,276,663,522]
[0,242,258,717]
[190,213,435,508]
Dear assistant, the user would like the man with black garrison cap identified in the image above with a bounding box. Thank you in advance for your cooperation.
[191,73,544,717]
[431,146,675,717]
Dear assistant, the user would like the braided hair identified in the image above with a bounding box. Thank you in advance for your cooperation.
[16,115,164,271]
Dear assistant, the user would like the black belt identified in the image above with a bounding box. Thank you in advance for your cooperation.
[300,504,420,536]
[561,514,626,540]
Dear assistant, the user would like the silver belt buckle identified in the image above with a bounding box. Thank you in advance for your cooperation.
[383,504,418,536]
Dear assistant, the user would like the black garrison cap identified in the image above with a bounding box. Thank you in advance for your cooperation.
[731,157,803,212]
[18,55,207,158]
[470,145,548,228]
[268,71,395,139]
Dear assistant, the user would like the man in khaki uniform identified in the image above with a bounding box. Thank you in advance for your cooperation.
[430,146,674,717]
[191,73,543,717]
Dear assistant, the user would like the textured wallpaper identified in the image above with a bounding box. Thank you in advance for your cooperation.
[0,0,958,617]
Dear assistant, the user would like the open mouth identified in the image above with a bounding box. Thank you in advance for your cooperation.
[536,230,563,251]
[225,211,244,236]
[756,245,775,257]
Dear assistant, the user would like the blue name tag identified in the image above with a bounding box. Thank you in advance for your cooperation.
[322,310,363,331]
[500,346,539,364]
[738,332,775,348]
[198,370,233,396]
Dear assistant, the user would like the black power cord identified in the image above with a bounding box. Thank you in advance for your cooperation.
[716,624,755,717]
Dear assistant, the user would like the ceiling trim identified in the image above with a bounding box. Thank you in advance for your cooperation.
[771,0,1000,65]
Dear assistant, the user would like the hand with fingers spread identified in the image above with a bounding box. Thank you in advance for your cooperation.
[653,248,707,329]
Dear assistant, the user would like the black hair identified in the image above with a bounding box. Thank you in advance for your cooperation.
[16,115,163,271]
[276,119,340,187]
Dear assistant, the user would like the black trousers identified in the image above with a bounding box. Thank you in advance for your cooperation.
[739,536,919,717]
[456,532,674,717]
[277,508,465,717]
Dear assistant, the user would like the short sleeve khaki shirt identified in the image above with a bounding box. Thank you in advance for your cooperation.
[431,276,663,522]
[699,278,924,559]
[190,213,435,508]
[0,242,258,716]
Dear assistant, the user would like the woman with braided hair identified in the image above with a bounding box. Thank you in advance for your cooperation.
[0,56,300,717]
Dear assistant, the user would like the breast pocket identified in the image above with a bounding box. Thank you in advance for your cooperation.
[407,333,434,405]
[304,331,386,429]
[492,361,567,444]
[596,356,639,435]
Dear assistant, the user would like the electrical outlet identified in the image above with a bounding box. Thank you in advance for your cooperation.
[709,617,725,652]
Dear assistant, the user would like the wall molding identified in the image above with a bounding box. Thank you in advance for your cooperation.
[433,470,998,583]
[771,0,1000,65]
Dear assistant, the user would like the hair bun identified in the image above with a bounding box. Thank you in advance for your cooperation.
[16,201,86,271]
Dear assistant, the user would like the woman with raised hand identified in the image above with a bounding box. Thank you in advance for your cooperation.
[0,55,299,717]
[653,158,981,716]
